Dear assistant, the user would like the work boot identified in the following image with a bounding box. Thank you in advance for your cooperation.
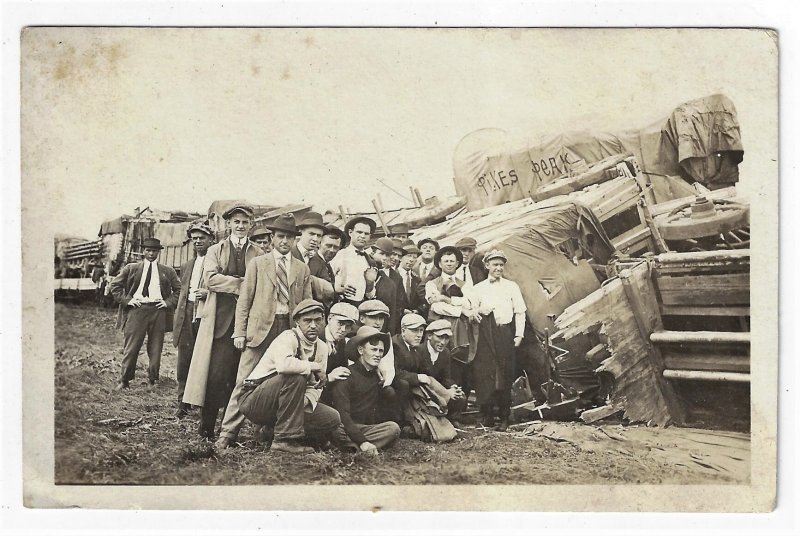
[214,436,234,452]
[174,403,190,419]
[254,425,274,445]
[270,439,313,454]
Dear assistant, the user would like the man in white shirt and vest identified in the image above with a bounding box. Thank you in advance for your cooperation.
[110,237,181,390]
[214,213,313,450]
[330,216,378,307]
[471,249,527,431]
[173,220,215,417]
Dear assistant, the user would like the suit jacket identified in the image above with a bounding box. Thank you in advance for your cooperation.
[109,260,181,332]
[172,256,200,347]
[418,342,456,388]
[307,253,336,309]
[387,268,408,314]
[391,334,426,387]
[397,269,422,312]
[374,273,401,334]
[233,252,312,347]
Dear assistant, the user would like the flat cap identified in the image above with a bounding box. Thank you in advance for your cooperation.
[483,249,508,264]
[329,302,359,323]
[222,203,255,220]
[417,237,440,250]
[358,299,390,317]
[187,220,214,238]
[400,313,426,329]
[292,298,325,319]
[425,318,453,336]
[455,237,478,249]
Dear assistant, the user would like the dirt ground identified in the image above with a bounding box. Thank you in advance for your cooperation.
[54,302,750,486]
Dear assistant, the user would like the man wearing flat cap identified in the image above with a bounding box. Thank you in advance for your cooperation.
[454,236,487,287]
[319,302,359,404]
[471,249,527,432]
[183,204,264,439]
[110,237,181,390]
[237,299,341,454]
[214,213,312,449]
[396,241,423,313]
[307,225,343,312]
[330,216,378,307]
[365,237,403,335]
[172,221,215,417]
[249,225,273,254]
[330,326,401,454]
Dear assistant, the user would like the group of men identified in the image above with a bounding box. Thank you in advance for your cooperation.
[109,203,527,456]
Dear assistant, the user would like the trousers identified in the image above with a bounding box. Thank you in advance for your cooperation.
[199,321,240,437]
[238,373,341,441]
[333,421,401,450]
[176,315,200,403]
[218,315,290,441]
[120,305,166,383]
[378,378,410,425]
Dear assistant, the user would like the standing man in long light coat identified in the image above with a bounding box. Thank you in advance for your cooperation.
[183,204,263,439]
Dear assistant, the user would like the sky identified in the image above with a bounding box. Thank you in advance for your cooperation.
[21,28,777,239]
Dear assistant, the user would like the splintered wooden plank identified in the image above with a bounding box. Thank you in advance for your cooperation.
[656,273,749,306]
[553,261,681,427]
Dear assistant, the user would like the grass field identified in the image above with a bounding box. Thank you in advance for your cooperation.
[54,302,748,486]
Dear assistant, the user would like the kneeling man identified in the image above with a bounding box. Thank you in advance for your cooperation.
[238,299,341,454]
[331,326,401,455]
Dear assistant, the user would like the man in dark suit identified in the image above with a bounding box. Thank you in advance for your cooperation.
[418,319,466,423]
[367,237,402,334]
[172,221,215,417]
[455,236,488,286]
[109,237,181,390]
[396,241,422,313]
[291,211,325,264]
[307,225,343,312]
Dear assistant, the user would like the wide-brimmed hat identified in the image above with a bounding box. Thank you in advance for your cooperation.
[374,237,395,255]
[389,222,410,236]
[349,325,391,351]
[141,237,164,250]
[454,236,478,249]
[425,318,453,336]
[358,299,390,317]
[222,203,255,220]
[267,214,300,236]
[249,225,273,240]
[329,302,359,323]
[323,225,344,241]
[292,298,325,319]
[186,220,214,238]
[344,216,377,235]
[483,249,508,264]
[434,245,463,269]
[417,237,440,251]
[297,211,325,232]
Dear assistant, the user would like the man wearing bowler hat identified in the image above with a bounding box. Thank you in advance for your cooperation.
[110,237,181,390]
[330,216,378,307]
[172,220,215,417]
[182,204,264,439]
[214,213,313,449]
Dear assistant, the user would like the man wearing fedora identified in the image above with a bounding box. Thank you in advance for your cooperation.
[182,204,264,439]
[110,237,181,390]
[308,225,343,312]
[215,213,312,449]
[330,216,378,307]
[249,225,273,254]
[291,211,325,264]
[330,326,402,454]
[237,299,341,454]
[172,220,215,417]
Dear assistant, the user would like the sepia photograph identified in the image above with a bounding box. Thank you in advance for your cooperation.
[14,20,782,516]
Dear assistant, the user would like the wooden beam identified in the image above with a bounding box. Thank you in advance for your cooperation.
[410,186,419,207]
[655,272,749,306]
[414,188,424,207]
[371,199,391,236]
[651,330,750,345]
[663,370,750,383]
[662,352,750,373]
[660,304,750,317]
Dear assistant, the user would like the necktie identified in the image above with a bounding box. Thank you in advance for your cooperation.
[462,266,467,281]
[277,256,290,305]
[142,263,152,298]
[405,271,411,294]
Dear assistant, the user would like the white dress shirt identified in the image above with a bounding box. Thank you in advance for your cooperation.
[329,245,372,301]
[296,242,313,263]
[418,260,434,280]
[133,260,162,301]
[457,264,474,287]
[229,235,247,249]
[472,276,527,338]
[187,255,205,303]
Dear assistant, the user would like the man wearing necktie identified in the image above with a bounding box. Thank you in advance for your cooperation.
[293,212,338,310]
[454,236,488,288]
[215,213,312,450]
[307,225,343,312]
[396,241,422,313]
[182,204,264,439]
[109,237,181,390]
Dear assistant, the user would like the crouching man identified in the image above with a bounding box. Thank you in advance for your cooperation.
[238,299,341,454]
[331,326,401,455]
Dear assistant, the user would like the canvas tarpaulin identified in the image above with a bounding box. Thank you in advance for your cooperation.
[153,222,193,247]
[454,94,743,210]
